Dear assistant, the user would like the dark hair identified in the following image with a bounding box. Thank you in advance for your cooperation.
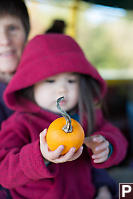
[78,74,102,136]
[0,0,30,38]
[45,19,66,34]
[16,85,34,103]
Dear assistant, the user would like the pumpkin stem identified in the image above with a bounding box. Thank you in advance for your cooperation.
[57,97,72,133]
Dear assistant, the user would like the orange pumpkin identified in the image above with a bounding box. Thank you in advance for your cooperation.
[46,97,85,155]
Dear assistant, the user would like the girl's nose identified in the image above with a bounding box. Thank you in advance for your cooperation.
[0,31,10,46]
[58,84,67,95]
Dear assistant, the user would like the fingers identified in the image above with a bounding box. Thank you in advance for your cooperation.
[92,135,105,143]
[93,156,108,163]
[53,147,76,163]
[95,140,109,152]
[40,131,110,164]
[40,129,47,144]
[92,148,109,163]
[40,129,49,158]
[40,129,49,153]
[40,129,83,163]
[83,136,92,144]
[47,145,64,160]
[40,129,65,161]
[53,145,83,163]
[69,146,83,161]
[88,135,110,163]
[40,130,76,163]
[83,135,106,151]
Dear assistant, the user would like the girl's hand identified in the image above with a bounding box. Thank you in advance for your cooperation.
[84,135,109,163]
[40,129,83,164]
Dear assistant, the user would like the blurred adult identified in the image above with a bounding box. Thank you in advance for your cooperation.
[0,0,30,198]
[0,0,30,126]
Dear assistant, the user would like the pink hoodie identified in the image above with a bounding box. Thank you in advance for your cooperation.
[0,34,127,199]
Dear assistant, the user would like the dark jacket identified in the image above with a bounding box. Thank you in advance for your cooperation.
[0,82,13,126]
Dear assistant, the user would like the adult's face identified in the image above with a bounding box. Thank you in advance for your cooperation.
[0,14,26,75]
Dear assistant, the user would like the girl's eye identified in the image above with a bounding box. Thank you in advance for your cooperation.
[68,79,77,83]
[45,79,55,83]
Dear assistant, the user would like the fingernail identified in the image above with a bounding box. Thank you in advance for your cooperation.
[95,147,99,151]
[80,146,83,151]
[93,138,98,142]
[71,147,75,152]
[59,145,64,150]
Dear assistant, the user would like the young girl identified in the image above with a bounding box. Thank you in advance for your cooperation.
[0,34,127,199]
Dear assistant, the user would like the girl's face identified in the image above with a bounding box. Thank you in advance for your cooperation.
[34,73,79,113]
[0,15,26,74]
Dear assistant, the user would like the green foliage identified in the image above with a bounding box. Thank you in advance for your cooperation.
[82,26,123,69]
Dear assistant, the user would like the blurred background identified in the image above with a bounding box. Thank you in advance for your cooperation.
[25,0,133,183]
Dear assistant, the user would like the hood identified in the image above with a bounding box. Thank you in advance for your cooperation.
[4,34,107,112]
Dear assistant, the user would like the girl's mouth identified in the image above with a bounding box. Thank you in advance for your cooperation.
[59,99,67,106]
[0,50,15,57]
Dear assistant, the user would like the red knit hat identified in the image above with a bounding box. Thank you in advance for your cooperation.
[4,34,107,110]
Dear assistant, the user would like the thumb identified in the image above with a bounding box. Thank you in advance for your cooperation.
[83,136,93,148]
[84,136,99,152]
[40,128,47,142]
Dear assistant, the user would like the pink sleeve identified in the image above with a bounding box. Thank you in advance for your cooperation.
[88,109,128,168]
[20,140,58,180]
[0,122,58,188]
